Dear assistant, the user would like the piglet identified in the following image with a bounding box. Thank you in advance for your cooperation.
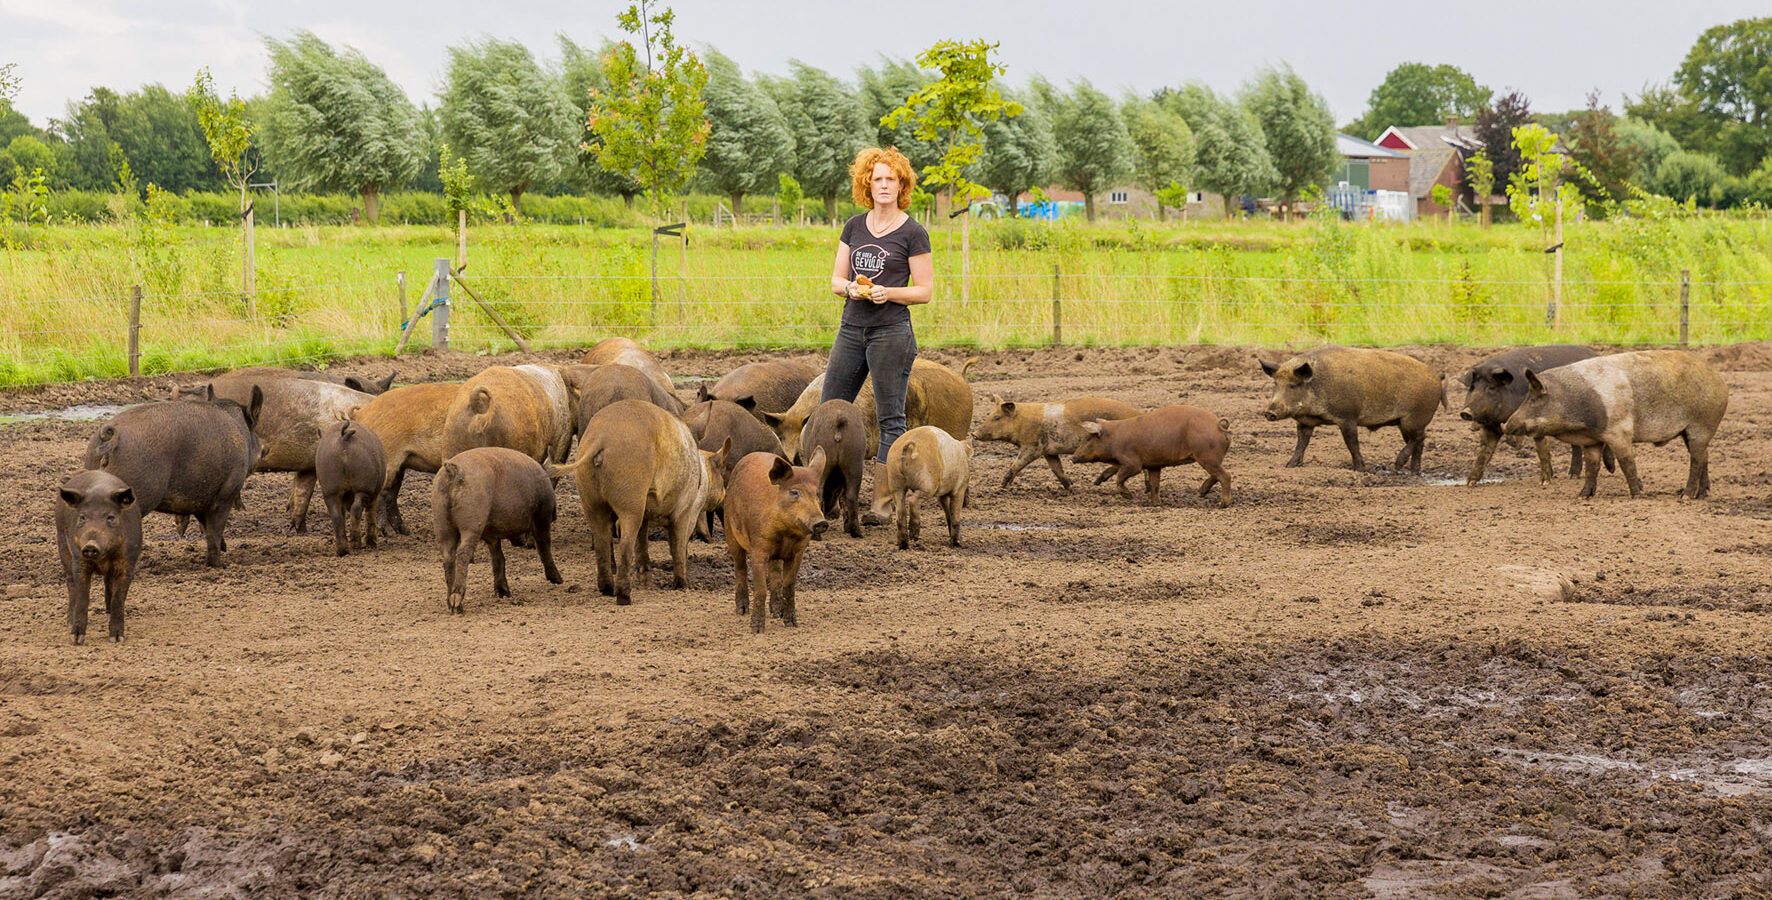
[885,425,972,549]
[432,447,564,614]
[723,449,828,633]
[55,470,142,644]
[1074,404,1233,506]
[316,419,386,556]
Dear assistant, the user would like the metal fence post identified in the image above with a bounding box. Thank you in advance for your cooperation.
[432,258,450,351]
[128,285,141,377]
[396,271,406,333]
[1051,263,1062,346]
[1679,269,1690,347]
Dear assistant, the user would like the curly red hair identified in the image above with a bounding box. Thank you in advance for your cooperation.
[850,147,916,210]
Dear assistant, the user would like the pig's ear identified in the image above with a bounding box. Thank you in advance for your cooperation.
[58,487,83,507]
[714,436,733,469]
[767,456,795,485]
[343,376,371,393]
[1524,369,1544,393]
[1000,400,1016,414]
[806,446,828,479]
[1293,362,1314,383]
[376,371,397,392]
[760,410,786,428]
[1457,369,1475,390]
[1081,421,1103,435]
[201,383,217,402]
[469,387,493,415]
[246,386,264,430]
[733,395,757,411]
[696,383,712,402]
[113,487,135,509]
[1259,359,1279,378]
[1492,369,1515,386]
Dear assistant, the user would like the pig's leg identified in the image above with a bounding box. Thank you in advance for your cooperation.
[587,505,616,597]
[1002,446,1042,487]
[1578,447,1604,499]
[1337,423,1366,471]
[287,471,318,533]
[844,467,863,538]
[748,556,770,633]
[1112,461,1137,498]
[667,512,694,590]
[448,529,479,614]
[438,525,460,596]
[362,488,379,549]
[488,538,510,598]
[1528,436,1554,485]
[532,515,563,585]
[779,554,802,627]
[105,562,131,642]
[1566,442,1584,479]
[1286,424,1315,468]
[897,489,914,550]
[1611,442,1643,498]
[1093,465,1119,485]
[202,505,232,568]
[730,543,750,615]
[1041,455,1073,493]
[613,510,643,604]
[1395,426,1426,475]
[941,492,961,547]
[325,492,349,557]
[174,514,191,537]
[1199,459,1232,507]
[67,564,92,645]
[1144,468,1162,505]
[1681,429,1714,499]
[378,464,407,536]
[907,492,922,545]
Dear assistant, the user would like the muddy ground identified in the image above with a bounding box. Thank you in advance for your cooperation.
[5,343,1772,898]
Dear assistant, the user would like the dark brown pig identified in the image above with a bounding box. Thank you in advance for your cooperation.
[799,399,867,538]
[224,366,396,395]
[1074,405,1233,506]
[432,447,564,614]
[55,470,142,644]
[316,419,387,556]
[442,365,574,465]
[885,426,972,549]
[552,400,729,604]
[972,396,1142,491]
[563,363,683,435]
[1260,347,1441,473]
[85,390,262,568]
[1502,350,1728,499]
[724,449,829,634]
[1455,345,1610,485]
[580,337,680,406]
[687,400,786,539]
[698,360,821,423]
[206,369,375,532]
[763,357,977,465]
[351,382,462,535]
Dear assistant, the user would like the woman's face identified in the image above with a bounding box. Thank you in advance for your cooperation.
[870,162,900,210]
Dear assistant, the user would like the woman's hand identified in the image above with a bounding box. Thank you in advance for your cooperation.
[845,280,871,300]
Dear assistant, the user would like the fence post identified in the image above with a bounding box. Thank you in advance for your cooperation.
[1679,268,1690,347]
[1051,262,1062,346]
[432,257,451,351]
[128,285,142,377]
[396,271,406,334]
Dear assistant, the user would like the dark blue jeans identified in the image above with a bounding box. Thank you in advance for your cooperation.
[821,322,917,463]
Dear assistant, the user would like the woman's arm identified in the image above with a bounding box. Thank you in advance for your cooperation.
[878,253,934,306]
[831,241,858,298]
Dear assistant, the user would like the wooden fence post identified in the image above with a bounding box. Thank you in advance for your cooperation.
[396,271,406,333]
[128,285,142,377]
[244,201,257,319]
[1051,263,1062,346]
[1551,194,1563,329]
[1680,269,1691,347]
[432,257,450,351]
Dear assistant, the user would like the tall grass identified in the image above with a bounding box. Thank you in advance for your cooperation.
[2,212,1770,388]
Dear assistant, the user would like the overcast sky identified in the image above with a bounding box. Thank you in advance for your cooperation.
[2,0,1761,129]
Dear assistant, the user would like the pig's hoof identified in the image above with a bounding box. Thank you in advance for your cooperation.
[1283,460,1304,468]
[336,546,349,557]
[615,595,632,606]
[860,510,889,526]
[71,633,85,646]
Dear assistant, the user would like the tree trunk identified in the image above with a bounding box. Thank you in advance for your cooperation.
[510,189,524,220]
[825,194,838,223]
[623,192,636,208]
[1084,192,1096,223]
[730,192,743,217]
[362,187,380,225]
[1006,194,1019,217]
[1156,203,1166,222]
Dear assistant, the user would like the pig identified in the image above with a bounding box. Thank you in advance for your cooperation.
[799,399,868,538]
[206,370,375,532]
[442,365,574,466]
[581,337,681,406]
[1074,405,1233,506]
[432,447,564,614]
[724,449,829,634]
[350,382,463,536]
[885,426,973,550]
[1455,345,1612,485]
[1502,350,1728,500]
[552,400,730,604]
[85,390,262,568]
[972,396,1143,491]
[224,366,396,396]
[763,357,977,465]
[1260,347,1441,474]
[563,363,683,436]
[694,400,787,536]
[316,419,387,556]
[699,360,822,423]
[55,470,142,644]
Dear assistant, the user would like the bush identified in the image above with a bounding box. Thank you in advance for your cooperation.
[1647,152,1729,208]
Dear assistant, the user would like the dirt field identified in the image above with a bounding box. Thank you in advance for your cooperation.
[5,342,1772,899]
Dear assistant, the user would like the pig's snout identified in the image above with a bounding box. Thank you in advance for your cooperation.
[811,517,829,536]
[1459,410,1474,421]
[80,543,102,559]
[1262,410,1281,422]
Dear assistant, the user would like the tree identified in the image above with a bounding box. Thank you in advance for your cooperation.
[977,84,1054,216]
[774,61,867,221]
[57,85,217,193]
[1625,82,1718,157]
[1121,97,1192,220]
[1674,17,1772,174]
[259,31,424,223]
[1567,91,1640,209]
[559,35,644,205]
[699,48,792,215]
[1614,116,1682,175]
[0,63,16,102]
[1506,123,1580,230]
[187,69,257,300]
[586,1,710,221]
[1647,150,1729,206]
[440,38,576,214]
[1163,83,1274,218]
[881,39,1020,213]
[1474,90,1532,191]
[1040,78,1131,222]
[1347,62,1491,140]
[1465,148,1495,225]
[776,172,803,224]
[1242,65,1337,218]
[856,59,940,171]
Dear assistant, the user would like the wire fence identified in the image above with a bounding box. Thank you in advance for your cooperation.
[3,265,1769,389]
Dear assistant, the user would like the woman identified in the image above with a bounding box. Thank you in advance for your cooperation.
[824,147,933,520]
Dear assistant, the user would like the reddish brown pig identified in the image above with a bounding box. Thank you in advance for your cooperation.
[351,382,462,535]
[206,369,374,532]
[724,449,829,634]
[972,396,1142,491]
[885,426,972,549]
[581,337,680,405]
[1073,405,1233,506]
[799,399,867,538]
[553,400,730,604]
[316,419,386,556]
[699,360,821,423]
[563,363,684,435]
[55,470,142,644]
[432,447,564,614]
[442,365,574,465]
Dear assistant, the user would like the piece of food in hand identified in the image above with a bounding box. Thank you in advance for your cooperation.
[853,275,874,299]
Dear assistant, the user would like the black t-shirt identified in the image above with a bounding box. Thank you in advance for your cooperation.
[839,213,931,327]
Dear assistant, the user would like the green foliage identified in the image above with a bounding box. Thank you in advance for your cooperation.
[1346,62,1491,140]
[977,84,1054,215]
[559,36,645,203]
[1241,65,1338,211]
[0,63,16,103]
[1647,150,1730,206]
[1614,117,1682,175]
[1465,150,1495,200]
[776,172,803,215]
[440,39,576,211]
[587,1,710,221]
[1674,17,1772,174]
[1163,83,1274,215]
[1565,93,1638,213]
[186,69,257,205]
[438,145,478,214]
[856,60,939,171]
[1507,124,1581,231]
[1429,184,1453,209]
[2,135,57,185]
[1625,82,1717,159]
[1474,90,1531,190]
[1039,78,1132,221]
[260,31,425,223]
[1122,97,1192,214]
[772,62,867,219]
[699,49,792,213]
[881,39,1020,208]
[60,85,219,194]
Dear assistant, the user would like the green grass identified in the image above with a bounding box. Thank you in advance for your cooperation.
[3,212,1770,388]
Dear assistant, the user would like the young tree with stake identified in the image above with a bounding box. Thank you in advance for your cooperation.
[187,69,258,310]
